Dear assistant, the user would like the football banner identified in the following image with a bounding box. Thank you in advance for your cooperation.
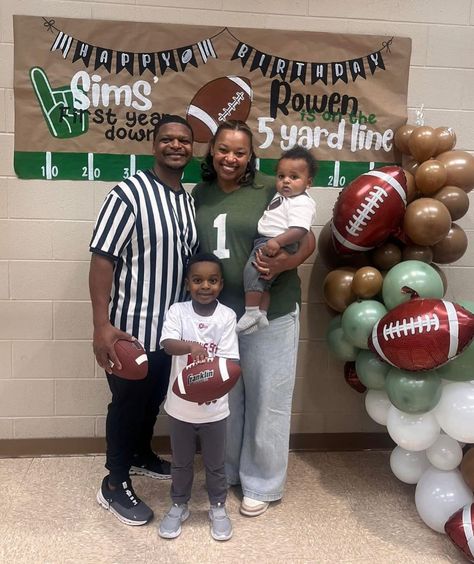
[13,16,412,185]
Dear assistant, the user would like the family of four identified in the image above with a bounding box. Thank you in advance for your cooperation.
[89,116,316,541]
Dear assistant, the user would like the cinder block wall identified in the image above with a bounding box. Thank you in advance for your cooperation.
[0,1,473,443]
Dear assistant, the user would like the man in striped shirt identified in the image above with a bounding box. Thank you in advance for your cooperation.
[89,115,198,526]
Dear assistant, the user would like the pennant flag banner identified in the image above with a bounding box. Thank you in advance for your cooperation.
[13,16,411,185]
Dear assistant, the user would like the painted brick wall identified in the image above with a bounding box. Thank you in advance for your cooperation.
[0,0,472,440]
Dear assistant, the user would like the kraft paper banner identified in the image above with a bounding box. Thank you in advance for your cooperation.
[13,16,412,184]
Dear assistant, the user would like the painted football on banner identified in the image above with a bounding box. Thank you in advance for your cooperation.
[369,298,474,371]
[186,76,253,143]
[445,503,474,563]
[112,339,148,380]
[173,356,241,403]
[331,166,407,255]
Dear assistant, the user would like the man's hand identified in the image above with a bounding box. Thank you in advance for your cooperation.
[93,322,135,374]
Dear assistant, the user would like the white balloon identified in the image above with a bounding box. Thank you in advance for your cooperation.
[415,467,474,533]
[434,383,474,443]
[390,446,430,484]
[365,390,391,425]
[386,406,440,451]
[426,435,463,471]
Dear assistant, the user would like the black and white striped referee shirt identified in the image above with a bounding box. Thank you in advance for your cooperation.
[90,170,198,352]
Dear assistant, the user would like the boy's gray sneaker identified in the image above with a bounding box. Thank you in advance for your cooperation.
[158,503,190,539]
[209,503,233,541]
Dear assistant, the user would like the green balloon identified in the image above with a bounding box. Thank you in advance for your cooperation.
[459,300,474,314]
[436,341,474,381]
[385,367,442,413]
[355,350,390,389]
[326,327,359,361]
[382,260,444,310]
[341,300,387,349]
[326,315,343,336]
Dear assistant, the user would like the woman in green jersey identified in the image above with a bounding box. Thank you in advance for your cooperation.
[192,120,315,517]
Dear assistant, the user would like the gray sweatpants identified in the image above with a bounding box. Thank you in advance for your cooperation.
[168,415,227,505]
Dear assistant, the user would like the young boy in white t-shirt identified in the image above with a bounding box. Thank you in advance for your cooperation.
[158,253,239,541]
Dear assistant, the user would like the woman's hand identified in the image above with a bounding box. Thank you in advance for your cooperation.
[253,247,289,280]
[253,230,316,280]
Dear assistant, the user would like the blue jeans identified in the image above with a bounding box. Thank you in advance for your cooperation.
[225,306,300,501]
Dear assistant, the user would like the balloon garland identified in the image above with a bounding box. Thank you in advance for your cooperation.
[323,117,474,560]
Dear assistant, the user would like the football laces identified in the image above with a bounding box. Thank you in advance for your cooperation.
[382,314,440,340]
[345,185,388,237]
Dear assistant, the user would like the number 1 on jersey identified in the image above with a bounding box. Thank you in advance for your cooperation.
[213,214,230,259]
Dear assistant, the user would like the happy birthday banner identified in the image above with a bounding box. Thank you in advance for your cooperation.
[13,16,411,184]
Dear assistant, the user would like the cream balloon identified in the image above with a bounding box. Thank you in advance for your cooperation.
[365,390,392,426]
[434,382,474,443]
[426,435,463,471]
[386,405,440,452]
[415,467,474,533]
[390,446,430,484]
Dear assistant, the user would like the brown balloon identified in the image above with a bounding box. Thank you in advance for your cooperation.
[430,263,448,295]
[460,448,474,491]
[408,126,437,163]
[394,124,415,154]
[415,159,447,196]
[403,157,419,176]
[402,244,434,263]
[437,150,474,193]
[431,223,468,264]
[434,185,470,220]
[403,198,452,246]
[371,243,402,270]
[434,126,457,155]
[317,222,371,269]
[351,267,383,299]
[403,169,418,203]
[323,268,357,313]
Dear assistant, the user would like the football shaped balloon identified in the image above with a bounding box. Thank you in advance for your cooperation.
[445,503,474,562]
[331,166,407,255]
[369,298,474,371]
[173,356,241,403]
[112,339,148,380]
[186,76,253,143]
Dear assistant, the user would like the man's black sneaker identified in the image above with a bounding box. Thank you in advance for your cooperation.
[130,454,171,479]
[96,476,153,526]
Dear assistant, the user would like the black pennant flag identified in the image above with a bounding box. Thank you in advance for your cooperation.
[177,45,198,71]
[270,57,289,80]
[367,50,385,74]
[50,31,73,59]
[116,51,134,75]
[94,47,113,72]
[290,61,307,84]
[231,42,253,67]
[157,51,178,74]
[197,39,217,63]
[138,53,156,75]
[72,41,93,67]
[332,61,348,84]
[250,50,271,76]
[349,57,366,81]
[311,63,328,85]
